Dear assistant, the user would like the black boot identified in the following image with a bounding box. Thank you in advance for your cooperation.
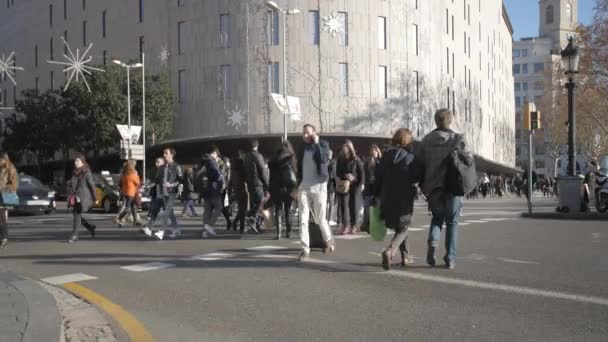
[82,220,96,238]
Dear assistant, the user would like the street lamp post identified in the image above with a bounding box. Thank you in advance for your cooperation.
[560,37,580,176]
[557,36,581,212]
[265,1,300,142]
[113,60,143,161]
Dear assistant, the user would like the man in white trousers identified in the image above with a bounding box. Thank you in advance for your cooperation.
[296,124,335,261]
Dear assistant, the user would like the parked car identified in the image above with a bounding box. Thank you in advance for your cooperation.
[13,174,56,215]
[91,172,121,213]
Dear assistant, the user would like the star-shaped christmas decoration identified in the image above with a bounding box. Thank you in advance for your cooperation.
[159,45,170,67]
[322,13,345,37]
[48,37,105,92]
[0,52,24,86]
[226,104,247,129]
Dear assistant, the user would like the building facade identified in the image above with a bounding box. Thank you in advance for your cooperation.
[513,0,578,175]
[0,0,515,167]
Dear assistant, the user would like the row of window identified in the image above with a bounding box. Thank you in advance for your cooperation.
[48,0,141,28]
[512,49,528,58]
[176,63,415,104]
[513,62,544,75]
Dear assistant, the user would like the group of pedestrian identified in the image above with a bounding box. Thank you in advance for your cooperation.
[1,109,473,271]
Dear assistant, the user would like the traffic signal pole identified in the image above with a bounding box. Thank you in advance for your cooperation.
[528,130,534,214]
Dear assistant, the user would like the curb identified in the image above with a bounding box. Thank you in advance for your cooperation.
[0,272,62,342]
[521,212,608,221]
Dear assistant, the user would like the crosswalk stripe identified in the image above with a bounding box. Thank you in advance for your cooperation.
[334,234,367,240]
[465,220,489,223]
[120,262,174,272]
[189,253,233,261]
[246,245,289,252]
[41,273,97,285]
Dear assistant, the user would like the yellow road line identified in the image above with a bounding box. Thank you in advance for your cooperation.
[62,282,155,342]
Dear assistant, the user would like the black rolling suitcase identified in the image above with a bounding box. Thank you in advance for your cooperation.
[308,213,328,250]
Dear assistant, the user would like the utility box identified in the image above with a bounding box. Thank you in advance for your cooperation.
[557,176,583,213]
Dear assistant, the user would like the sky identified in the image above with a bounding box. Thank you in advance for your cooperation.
[503,0,597,40]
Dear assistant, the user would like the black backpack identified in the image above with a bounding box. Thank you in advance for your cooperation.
[444,135,477,196]
[280,163,297,189]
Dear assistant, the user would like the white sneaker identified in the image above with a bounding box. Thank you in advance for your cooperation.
[203,224,217,236]
[202,231,209,239]
[154,230,164,240]
[169,229,182,239]
[329,220,337,226]
[140,226,153,237]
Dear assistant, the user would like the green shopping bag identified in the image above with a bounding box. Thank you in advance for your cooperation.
[369,205,386,241]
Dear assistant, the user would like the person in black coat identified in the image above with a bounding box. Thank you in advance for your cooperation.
[374,128,418,270]
[180,167,198,217]
[268,141,298,239]
[243,139,269,233]
[67,154,97,243]
[326,150,337,224]
[336,142,364,235]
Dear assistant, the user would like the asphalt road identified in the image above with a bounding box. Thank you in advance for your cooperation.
[1,195,607,341]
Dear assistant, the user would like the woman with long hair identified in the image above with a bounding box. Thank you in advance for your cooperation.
[268,140,298,239]
[115,160,143,227]
[68,154,97,243]
[336,141,364,235]
[374,128,418,270]
[0,152,18,248]
[362,144,382,232]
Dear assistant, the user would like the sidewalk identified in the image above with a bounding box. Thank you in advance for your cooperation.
[0,272,61,342]
[0,272,119,342]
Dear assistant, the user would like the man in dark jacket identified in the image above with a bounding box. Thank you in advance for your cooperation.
[198,145,223,238]
[296,124,335,260]
[154,147,183,240]
[418,109,467,269]
[243,139,269,233]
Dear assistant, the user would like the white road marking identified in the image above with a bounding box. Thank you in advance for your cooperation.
[369,252,382,257]
[10,220,25,224]
[41,273,97,285]
[291,241,301,245]
[464,220,489,224]
[253,254,297,260]
[498,258,540,265]
[386,269,608,306]
[334,234,367,240]
[303,258,338,265]
[408,228,425,232]
[458,223,471,226]
[246,245,289,252]
[120,262,175,272]
[189,253,233,261]
[463,253,487,261]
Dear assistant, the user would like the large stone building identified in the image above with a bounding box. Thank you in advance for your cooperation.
[0,0,515,170]
[513,0,578,175]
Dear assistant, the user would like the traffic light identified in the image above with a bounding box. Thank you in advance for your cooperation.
[522,102,533,131]
[531,111,541,130]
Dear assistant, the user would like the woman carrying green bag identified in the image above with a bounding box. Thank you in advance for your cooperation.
[373,129,419,270]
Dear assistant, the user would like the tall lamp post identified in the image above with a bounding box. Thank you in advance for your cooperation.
[113,60,143,161]
[557,36,581,213]
[560,36,580,176]
[265,1,300,142]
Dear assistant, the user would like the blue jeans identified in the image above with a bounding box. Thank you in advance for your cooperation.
[427,191,462,263]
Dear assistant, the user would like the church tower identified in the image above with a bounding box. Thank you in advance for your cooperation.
[539,0,578,49]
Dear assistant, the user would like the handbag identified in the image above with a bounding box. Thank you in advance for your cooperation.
[0,191,19,206]
[68,194,76,207]
[336,179,351,194]
[369,205,387,241]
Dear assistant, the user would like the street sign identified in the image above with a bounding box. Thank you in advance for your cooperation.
[271,94,301,121]
[120,141,145,160]
[116,125,142,143]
